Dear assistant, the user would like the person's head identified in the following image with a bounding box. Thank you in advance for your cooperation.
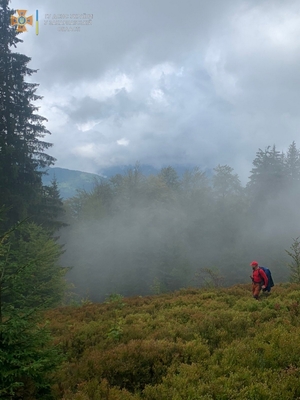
[250,260,259,270]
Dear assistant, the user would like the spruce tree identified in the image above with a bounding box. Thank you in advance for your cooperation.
[35,178,67,234]
[0,0,55,230]
[247,145,286,201]
[0,222,66,398]
[212,164,242,199]
[285,141,300,184]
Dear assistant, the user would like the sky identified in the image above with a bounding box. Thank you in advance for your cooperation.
[9,0,300,182]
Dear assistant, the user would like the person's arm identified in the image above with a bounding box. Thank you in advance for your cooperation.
[259,268,268,288]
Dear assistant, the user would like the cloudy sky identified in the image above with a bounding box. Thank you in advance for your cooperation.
[10,0,300,181]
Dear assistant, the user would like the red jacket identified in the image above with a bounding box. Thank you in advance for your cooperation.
[252,267,268,286]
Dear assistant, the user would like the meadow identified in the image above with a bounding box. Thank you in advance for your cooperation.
[46,283,300,399]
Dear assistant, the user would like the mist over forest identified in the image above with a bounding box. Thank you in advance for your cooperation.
[59,142,300,301]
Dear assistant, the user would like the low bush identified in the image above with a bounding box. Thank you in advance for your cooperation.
[45,283,300,399]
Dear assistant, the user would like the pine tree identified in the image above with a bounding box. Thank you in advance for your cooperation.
[0,222,67,398]
[35,178,67,233]
[247,145,285,200]
[285,141,300,184]
[158,166,180,190]
[0,0,55,230]
[212,164,242,200]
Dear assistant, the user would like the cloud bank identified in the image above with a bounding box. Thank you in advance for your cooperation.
[11,0,300,181]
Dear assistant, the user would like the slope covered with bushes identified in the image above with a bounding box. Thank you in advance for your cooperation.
[47,284,300,399]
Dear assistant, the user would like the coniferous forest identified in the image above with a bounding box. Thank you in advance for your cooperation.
[0,1,67,397]
[1,0,300,398]
[62,144,300,301]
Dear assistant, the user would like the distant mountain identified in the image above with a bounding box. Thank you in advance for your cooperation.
[43,164,211,199]
[97,164,201,178]
[98,164,161,178]
[42,167,102,199]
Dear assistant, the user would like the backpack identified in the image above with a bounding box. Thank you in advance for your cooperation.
[259,266,274,292]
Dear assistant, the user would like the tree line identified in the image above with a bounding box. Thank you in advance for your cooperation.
[61,143,300,301]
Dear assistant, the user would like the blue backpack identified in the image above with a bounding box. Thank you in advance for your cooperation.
[259,266,274,292]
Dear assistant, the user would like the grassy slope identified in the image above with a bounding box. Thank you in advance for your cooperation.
[47,284,300,400]
[42,167,101,199]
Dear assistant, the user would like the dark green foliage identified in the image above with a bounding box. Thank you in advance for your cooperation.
[0,0,55,230]
[0,222,67,398]
[1,222,67,308]
[35,178,67,234]
[0,316,61,399]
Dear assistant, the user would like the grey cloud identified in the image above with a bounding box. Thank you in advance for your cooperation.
[11,0,300,180]
[19,0,242,84]
[65,88,145,124]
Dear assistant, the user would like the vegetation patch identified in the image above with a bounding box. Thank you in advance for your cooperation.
[45,284,300,399]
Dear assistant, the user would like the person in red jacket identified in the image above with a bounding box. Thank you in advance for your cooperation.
[250,260,268,300]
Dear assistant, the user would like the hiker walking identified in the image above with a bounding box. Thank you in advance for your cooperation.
[250,260,268,300]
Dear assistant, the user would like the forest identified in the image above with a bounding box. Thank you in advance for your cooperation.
[61,143,300,301]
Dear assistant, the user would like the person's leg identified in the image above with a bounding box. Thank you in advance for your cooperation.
[252,283,260,300]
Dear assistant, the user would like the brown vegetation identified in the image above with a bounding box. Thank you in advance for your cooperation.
[45,284,300,399]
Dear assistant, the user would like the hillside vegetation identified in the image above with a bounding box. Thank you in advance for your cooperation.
[47,284,300,399]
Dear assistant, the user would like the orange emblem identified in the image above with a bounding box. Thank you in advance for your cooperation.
[11,10,33,32]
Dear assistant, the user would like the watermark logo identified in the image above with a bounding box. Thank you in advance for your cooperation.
[44,13,93,32]
[10,10,33,33]
[10,10,93,35]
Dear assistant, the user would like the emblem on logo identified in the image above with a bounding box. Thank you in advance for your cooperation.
[10,10,33,32]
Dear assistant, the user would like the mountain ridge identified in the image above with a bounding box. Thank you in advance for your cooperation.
[42,164,207,198]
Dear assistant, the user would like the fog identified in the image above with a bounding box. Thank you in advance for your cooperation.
[59,145,300,301]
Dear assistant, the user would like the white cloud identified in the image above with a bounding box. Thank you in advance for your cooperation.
[117,138,129,146]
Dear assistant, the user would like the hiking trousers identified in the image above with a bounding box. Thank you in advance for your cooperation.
[252,282,262,300]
